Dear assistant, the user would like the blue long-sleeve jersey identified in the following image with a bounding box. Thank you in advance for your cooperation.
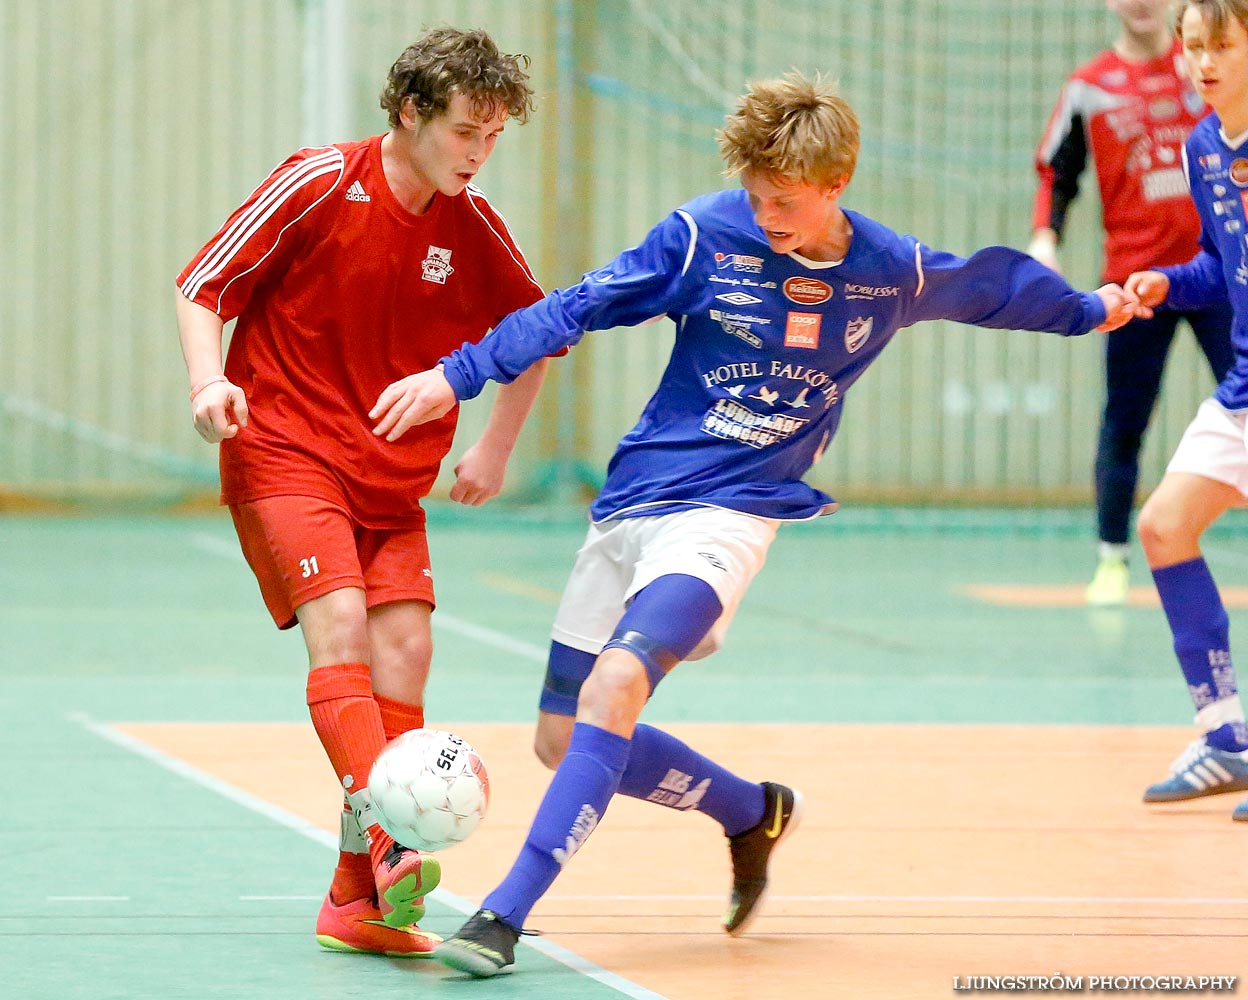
[1158,113,1248,409]
[442,189,1107,522]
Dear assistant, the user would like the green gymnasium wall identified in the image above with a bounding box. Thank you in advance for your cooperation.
[0,0,1216,506]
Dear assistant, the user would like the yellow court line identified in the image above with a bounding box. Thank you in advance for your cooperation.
[479,571,563,605]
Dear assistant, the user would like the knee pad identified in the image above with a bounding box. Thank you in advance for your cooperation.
[539,641,596,717]
[601,629,680,694]
[601,574,723,694]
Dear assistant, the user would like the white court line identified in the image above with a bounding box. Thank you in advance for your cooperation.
[70,710,335,844]
[434,611,546,663]
[189,532,547,663]
[69,710,667,1000]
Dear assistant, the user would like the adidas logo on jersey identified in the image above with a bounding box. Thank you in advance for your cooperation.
[344,180,370,202]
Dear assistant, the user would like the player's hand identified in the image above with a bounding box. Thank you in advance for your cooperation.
[1026,229,1062,275]
[1093,282,1144,333]
[191,380,249,442]
[1124,269,1169,314]
[369,367,457,442]
[449,439,509,506]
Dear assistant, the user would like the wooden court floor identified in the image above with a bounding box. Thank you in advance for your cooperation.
[119,720,1248,1000]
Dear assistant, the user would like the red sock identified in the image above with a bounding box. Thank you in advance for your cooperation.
[374,692,425,742]
[306,662,395,874]
[337,690,423,899]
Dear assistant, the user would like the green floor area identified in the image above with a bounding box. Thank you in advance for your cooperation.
[2,507,1244,726]
[0,703,640,1000]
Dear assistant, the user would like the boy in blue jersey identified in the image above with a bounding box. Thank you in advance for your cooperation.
[370,73,1139,976]
[1122,0,1248,817]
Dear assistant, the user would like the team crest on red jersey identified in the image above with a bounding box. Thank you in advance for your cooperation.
[421,246,455,284]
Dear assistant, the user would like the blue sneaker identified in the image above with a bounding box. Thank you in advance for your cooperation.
[1143,737,1248,802]
[1234,797,1248,822]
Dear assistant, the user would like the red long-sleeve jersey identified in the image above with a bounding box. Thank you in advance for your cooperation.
[1033,40,1208,283]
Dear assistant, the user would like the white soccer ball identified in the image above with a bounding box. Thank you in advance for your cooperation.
[367,729,490,853]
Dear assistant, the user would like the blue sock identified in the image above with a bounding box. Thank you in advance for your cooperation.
[1152,557,1248,751]
[617,723,764,836]
[482,723,630,928]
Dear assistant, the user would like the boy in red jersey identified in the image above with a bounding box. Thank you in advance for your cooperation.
[1030,0,1233,605]
[174,28,548,957]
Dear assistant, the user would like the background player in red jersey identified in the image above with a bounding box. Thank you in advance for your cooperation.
[1029,0,1233,606]
[174,27,548,957]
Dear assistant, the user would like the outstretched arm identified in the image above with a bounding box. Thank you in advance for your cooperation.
[904,243,1109,335]
[370,366,458,442]
[370,208,697,440]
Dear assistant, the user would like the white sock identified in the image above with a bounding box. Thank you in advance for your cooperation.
[1098,542,1129,562]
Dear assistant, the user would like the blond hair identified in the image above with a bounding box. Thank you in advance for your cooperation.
[717,72,860,188]
[379,27,534,129]
[1179,0,1248,38]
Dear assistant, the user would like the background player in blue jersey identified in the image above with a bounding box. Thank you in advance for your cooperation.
[1122,0,1248,818]
[370,73,1139,976]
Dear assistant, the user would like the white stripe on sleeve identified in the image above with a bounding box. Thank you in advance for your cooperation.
[180,147,344,306]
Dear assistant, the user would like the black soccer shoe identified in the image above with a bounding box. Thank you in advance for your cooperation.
[723,781,804,935]
[433,909,521,977]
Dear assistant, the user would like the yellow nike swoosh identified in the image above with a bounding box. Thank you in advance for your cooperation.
[765,791,784,838]
[362,918,426,936]
[456,940,506,962]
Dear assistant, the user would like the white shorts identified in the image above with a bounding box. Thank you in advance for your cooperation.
[1166,398,1248,498]
[550,506,780,661]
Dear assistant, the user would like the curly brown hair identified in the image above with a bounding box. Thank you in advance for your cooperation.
[379,27,535,128]
[718,73,859,188]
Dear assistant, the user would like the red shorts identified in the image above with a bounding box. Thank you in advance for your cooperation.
[230,495,436,630]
